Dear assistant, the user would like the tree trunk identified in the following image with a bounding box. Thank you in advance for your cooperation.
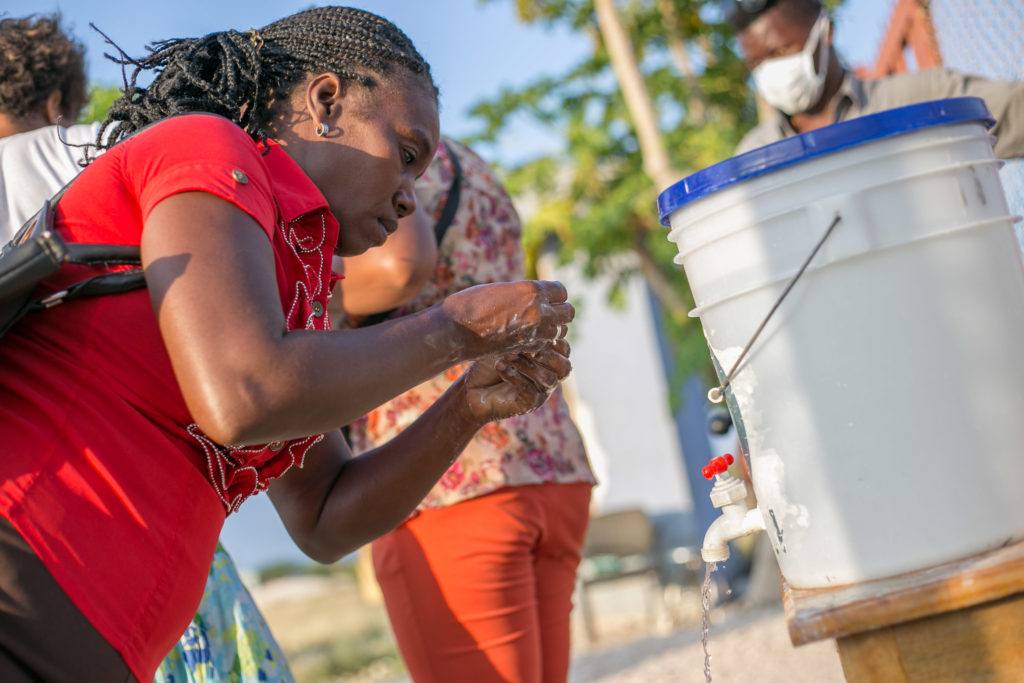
[593,0,681,191]
[656,0,706,122]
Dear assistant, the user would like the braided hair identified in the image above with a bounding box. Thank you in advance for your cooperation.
[95,6,436,149]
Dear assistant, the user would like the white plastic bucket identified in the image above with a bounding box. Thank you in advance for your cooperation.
[659,99,1024,589]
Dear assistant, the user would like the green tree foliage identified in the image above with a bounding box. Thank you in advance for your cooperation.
[471,0,757,393]
[78,85,121,124]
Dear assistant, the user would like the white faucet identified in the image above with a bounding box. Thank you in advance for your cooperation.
[700,455,766,563]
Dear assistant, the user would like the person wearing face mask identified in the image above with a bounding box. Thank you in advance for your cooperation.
[726,0,1024,610]
[729,0,1024,156]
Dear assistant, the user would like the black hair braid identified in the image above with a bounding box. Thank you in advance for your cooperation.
[94,6,435,151]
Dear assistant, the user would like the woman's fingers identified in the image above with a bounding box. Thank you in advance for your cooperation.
[501,346,571,393]
[536,280,568,304]
[530,301,574,347]
[520,343,571,378]
[481,339,573,420]
[440,279,574,357]
[494,364,543,409]
[509,361,558,393]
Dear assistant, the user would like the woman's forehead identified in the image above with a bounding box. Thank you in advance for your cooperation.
[379,76,440,140]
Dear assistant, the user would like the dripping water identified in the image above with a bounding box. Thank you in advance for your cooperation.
[700,562,718,683]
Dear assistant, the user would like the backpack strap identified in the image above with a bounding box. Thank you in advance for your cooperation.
[0,172,143,338]
[1,268,145,338]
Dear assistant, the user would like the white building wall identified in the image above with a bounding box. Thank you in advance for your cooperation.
[540,254,692,515]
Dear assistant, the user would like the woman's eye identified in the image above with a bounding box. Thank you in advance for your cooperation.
[402,148,417,166]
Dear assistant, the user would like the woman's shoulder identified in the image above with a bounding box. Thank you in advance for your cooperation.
[117,114,273,195]
[129,113,253,145]
[118,114,259,163]
[96,114,277,235]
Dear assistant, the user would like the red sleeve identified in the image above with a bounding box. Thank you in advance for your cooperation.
[121,114,277,238]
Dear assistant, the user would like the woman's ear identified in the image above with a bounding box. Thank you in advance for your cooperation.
[44,90,63,125]
[305,73,346,136]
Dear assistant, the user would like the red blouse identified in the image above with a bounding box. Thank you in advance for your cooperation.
[0,115,338,680]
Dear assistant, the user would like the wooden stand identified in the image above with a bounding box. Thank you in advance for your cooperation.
[781,540,1024,682]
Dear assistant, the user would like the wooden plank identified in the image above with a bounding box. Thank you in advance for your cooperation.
[838,593,1024,682]
[837,626,907,683]
[784,540,1024,646]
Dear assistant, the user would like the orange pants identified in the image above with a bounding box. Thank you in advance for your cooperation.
[372,483,592,683]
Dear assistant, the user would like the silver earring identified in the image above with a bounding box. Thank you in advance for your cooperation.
[315,122,329,137]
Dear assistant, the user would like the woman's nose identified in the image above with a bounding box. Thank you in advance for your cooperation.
[394,182,417,219]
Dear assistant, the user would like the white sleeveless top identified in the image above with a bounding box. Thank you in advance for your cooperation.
[0,123,100,243]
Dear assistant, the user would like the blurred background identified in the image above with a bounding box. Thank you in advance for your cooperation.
[8,0,1020,680]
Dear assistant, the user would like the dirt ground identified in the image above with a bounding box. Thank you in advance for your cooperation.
[253,572,845,683]
[569,605,845,682]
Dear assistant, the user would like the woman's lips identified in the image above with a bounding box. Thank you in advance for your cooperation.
[376,218,398,244]
[375,220,390,244]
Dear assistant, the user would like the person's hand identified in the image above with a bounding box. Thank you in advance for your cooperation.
[440,280,574,357]
[461,339,572,423]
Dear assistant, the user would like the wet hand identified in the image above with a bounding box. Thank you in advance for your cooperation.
[462,339,572,423]
[441,280,574,358]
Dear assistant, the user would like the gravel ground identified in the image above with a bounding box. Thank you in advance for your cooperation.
[569,606,845,683]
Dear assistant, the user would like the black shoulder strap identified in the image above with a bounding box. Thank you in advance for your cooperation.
[432,140,463,247]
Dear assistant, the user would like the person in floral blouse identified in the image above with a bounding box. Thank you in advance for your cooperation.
[341,139,596,683]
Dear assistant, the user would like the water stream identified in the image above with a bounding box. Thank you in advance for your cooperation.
[700,562,718,683]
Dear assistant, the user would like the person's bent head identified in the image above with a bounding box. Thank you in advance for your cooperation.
[727,0,837,115]
[0,14,88,137]
[100,6,441,256]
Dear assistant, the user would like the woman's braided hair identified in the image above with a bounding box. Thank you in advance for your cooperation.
[96,6,436,149]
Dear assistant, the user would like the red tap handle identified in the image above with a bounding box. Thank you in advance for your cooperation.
[702,453,735,479]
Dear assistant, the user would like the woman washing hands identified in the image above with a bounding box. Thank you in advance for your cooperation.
[0,7,572,681]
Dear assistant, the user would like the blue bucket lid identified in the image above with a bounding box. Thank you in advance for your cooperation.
[657,97,995,226]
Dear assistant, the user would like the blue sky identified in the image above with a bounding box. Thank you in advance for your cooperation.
[6,0,894,570]
[8,0,893,166]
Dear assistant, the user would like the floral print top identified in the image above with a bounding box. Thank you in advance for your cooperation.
[154,544,293,683]
[347,139,596,509]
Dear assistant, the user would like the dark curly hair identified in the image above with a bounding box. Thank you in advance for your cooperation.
[0,14,88,121]
[97,6,437,149]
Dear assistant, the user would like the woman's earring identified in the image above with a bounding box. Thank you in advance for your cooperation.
[315,122,330,137]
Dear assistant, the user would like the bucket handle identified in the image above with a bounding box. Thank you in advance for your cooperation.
[708,213,843,404]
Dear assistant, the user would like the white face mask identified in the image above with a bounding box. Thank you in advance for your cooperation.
[752,12,831,115]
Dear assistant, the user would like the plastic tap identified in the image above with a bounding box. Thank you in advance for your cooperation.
[700,453,764,562]
[701,453,735,480]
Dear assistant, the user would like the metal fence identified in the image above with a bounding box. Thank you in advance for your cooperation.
[930,0,1024,239]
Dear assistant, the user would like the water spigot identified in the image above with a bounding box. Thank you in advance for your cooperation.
[700,453,765,562]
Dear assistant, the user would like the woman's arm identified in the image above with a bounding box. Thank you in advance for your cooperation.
[268,342,572,562]
[339,205,437,316]
[141,192,572,446]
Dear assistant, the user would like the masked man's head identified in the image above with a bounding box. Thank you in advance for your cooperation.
[728,0,837,115]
